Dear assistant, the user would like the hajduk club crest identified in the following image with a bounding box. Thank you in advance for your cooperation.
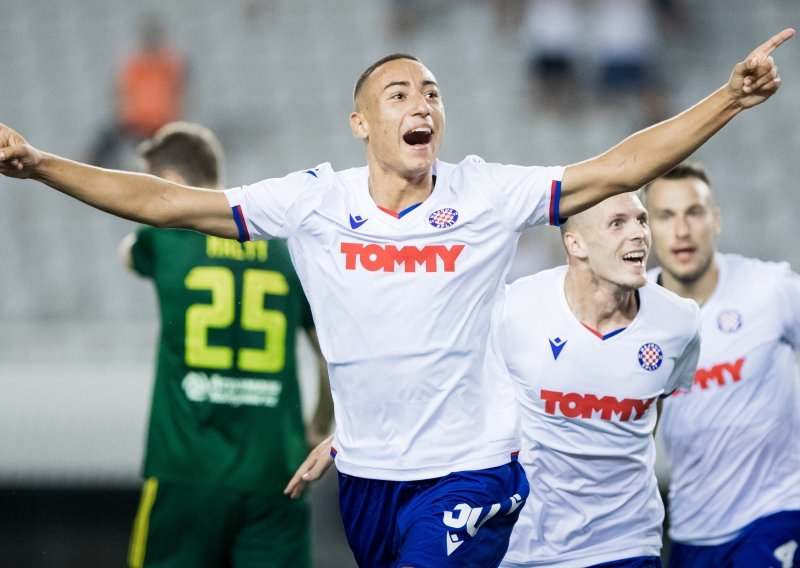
[429,208,459,229]
[638,343,663,371]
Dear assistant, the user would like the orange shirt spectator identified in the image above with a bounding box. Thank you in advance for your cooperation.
[118,46,185,138]
[87,14,187,168]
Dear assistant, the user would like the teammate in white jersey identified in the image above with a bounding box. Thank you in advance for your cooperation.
[644,162,800,568]
[0,31,793,567]
[499,193,701,568]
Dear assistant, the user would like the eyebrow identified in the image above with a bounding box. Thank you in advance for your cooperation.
[654,203,704,213]
[382,79,438,91]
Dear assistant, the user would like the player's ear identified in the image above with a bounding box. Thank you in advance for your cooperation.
[350,111,368,140]
[712,206,722,236]
[563,229,587,260]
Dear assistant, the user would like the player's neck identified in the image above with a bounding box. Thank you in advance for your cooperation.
[564,270,639,335]
[367,167,434,213]
[660,259,719,305]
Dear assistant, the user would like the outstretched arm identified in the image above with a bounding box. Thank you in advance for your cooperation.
[559,28,795,219]
[0,124,239,239]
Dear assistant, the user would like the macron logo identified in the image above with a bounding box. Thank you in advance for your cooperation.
[446,532,464,556]
[549,337,567,360]
[349,215,368,230]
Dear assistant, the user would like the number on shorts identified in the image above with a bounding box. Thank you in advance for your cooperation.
[774,539,798,568]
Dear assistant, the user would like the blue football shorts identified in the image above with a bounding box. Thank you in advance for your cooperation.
[590,556,662,568]
[338,459,529,568]
[668,510,800,568]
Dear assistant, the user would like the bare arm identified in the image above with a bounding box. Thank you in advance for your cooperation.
[559,28,794,219]
[119,232,137,271]
[304,328,334,449]
[0,126,239,239]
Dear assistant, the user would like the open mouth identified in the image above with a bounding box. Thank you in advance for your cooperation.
[622,251,645,265]
[403,128,433,146]
[672,247,695,262]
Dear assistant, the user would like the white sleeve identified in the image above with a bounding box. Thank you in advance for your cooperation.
[774,262,800,349]
[224,163,333,241]
[665,302,702,396]
[463,158,566,231]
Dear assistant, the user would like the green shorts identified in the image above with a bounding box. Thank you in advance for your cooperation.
[128,477,310,568]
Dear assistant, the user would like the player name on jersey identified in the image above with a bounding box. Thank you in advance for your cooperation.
[206,235,268,261]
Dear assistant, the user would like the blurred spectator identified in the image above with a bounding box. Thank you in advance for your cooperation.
[654,0,688,30]
[592,0,669,125]
[522,0,581,112]
[387,0,421,37]
[523,0,670,125]
[243,0,277,28]
[88,13,186,169]
[386,0,455,37]
[491,0,527,33]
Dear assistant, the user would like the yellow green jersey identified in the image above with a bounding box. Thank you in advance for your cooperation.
[132,228,313,491]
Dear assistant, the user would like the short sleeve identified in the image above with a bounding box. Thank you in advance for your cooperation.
[664,303,702,396]
[773,262,800,349]
[224,163,334,242]
[464,159,566,231]
[130,227,156,278]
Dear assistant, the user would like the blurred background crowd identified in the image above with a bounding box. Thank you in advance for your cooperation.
[0,0,797,566]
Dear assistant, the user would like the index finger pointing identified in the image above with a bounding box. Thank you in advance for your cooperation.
[752,28,795,58]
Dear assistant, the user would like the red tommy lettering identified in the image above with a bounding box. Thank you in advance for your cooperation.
[340,242,361,270]
[436,244,464,272]
[560,392,584,418]
[692,357,746,391]
[540,390,657,422]
[359,244,386,271]
[540,389,561,415]
[340,243,465,273]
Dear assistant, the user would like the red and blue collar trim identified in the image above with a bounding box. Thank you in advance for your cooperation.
[377,202,423,219]
[581,323,626,341]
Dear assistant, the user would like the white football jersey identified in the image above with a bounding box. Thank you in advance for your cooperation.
[651,253,800,545]
[225,157,565,480]
[500,266,700,567]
